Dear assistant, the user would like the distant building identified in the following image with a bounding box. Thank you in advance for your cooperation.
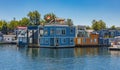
[3,35,16,42]
[98,29,120,46]
[76,25,88,37]
[75,26,99,46]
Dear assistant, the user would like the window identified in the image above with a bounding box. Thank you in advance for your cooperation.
[50,29,54,35]
[70,27,74,34]
[45,38,49,44]
[29,30,32,37]
[21,31,26,35]
[94,39,97,43]
[44,30,48,35]
[18,31,21,35]
[62,29,66,35]
[56,28,61,35]
[40,38,44,44]
[70,38,73,43]
[40,29,43,37]
[83,38,86,43]
[62,38,66,44]
[91,39,93,43]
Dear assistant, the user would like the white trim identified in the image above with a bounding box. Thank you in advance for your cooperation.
[40,45,75,47]
[39,37,75,38]
[45,25,68,27]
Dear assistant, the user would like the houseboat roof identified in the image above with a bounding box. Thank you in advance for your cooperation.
[45,24,69,27]
[17,26,27,29]
[86,30,94,33]
[115,36,120,38]
[3,35,16,37]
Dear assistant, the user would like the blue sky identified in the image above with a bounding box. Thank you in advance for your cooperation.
[0,0,120,27]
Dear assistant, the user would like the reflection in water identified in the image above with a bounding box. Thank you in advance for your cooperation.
[110,51,120,56]
[26,48,40,59]
[18,47,109,59]
[1,45,120,70]
[74,47,99,57]
[18,48,75,58]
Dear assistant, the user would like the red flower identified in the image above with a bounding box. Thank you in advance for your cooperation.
[47,16,51,20]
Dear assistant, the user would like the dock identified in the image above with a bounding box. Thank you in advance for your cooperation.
[0,41,16,44]
[109,47,120,50]
[75,44,109,47]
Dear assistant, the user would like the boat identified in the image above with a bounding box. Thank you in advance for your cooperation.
[109,36,120,50]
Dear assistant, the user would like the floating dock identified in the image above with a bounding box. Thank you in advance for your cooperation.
[0,41,16,44]
[109,47,120,50]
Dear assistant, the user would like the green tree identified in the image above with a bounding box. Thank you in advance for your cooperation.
[0,20,8,34]
[0,20,4,30]
[44,13,56,23]
[99,20,106,29]
[92,20,100,30]
[19,17,30,26]
[8,18,19,31]
[27,10,40,25]
[110,25,116,29]
[86,25,91,29]
[66,19,73,26]
[40,19,45,26]
[1,21,8,34]
[92,20,106,31]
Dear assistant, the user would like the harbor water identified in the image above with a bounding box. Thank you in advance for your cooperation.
[0,45,120,70]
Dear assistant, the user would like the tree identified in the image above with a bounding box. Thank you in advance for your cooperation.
[0,20,3,30]
[99,20,106,29]
[44,13,56,23]
[0,20,8,34]
[92,20,106,31]
[66,19,73,26]
[86,25,91,29]
[27,10,40,25]
[92,20,100,31]
[40,19,45,26]
[1,21,8,34]
[110,25,116,29]
[8,18,19,31]
[19,17,30,26]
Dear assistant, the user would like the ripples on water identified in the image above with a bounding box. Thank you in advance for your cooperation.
[0,45,120,70]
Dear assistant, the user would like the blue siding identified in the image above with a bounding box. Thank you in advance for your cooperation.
[39,25,76,47]
[98,29,120,46]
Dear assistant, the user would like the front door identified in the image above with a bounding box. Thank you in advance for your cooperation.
[56,38,59,46]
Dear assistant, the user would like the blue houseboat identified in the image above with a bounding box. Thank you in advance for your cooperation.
[39,24,76,48]
[17,27,27,47]
[98,29,120,46]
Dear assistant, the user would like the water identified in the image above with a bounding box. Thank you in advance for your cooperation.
[0,45,120,70]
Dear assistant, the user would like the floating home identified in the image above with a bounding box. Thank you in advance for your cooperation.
[109,36,120,50]
[75,26,99,47]
[98,29,120,46]
[39,24,76,48]
[17,27,27,46]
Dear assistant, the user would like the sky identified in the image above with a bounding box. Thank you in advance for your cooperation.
[0,0,120,27]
